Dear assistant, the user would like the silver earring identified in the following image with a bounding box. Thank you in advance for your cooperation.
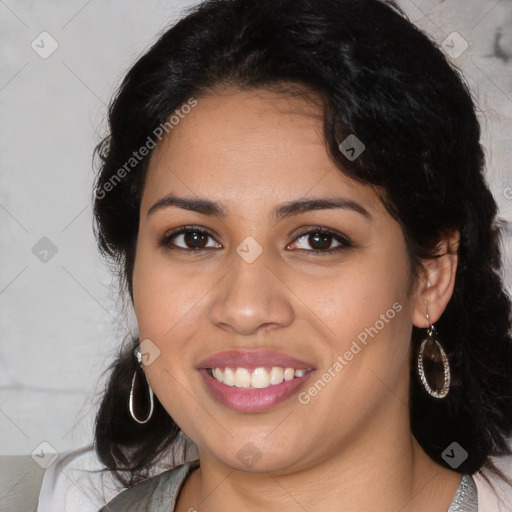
[129,346,154,424]
[417,314,450,399]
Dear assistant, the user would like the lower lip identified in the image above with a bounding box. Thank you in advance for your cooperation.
[198,369,314,412]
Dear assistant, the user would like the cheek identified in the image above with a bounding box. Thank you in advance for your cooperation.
[132,246,207,420]
[132,240,207,339]
[297,252,410,347]
[301,241,413,398]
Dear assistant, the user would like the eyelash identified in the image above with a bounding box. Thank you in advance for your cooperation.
[158,225,354,255]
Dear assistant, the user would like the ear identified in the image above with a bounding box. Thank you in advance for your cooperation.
[411,230,460,328]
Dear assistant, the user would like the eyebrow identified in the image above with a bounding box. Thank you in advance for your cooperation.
[147,193,372,221]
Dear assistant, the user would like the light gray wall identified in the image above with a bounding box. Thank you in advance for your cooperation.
[1,0,511,460]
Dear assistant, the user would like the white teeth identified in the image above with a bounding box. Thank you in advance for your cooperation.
[284,368,295,381]
[210,366,310,389]
[234,368,251,388]
[213,368,224,383]
[251,367,269,388]
[223,367,235,386]
[269,367,284,385]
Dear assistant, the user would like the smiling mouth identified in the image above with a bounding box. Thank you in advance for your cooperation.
[205,366,313,389]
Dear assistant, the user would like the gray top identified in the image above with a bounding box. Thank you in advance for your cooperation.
[99,460,478,511]
[448,473,478,512]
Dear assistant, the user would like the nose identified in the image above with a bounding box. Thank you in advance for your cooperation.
[208,247,295,336]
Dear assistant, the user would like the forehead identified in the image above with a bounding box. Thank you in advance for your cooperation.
[142,88,382,216]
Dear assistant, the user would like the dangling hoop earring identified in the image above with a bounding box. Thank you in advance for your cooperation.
[417,313,451,399]
[129,346,154,424]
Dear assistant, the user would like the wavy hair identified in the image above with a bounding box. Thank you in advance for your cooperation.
[92,0,512,488]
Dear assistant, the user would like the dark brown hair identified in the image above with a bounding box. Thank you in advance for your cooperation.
[92,0,512,488]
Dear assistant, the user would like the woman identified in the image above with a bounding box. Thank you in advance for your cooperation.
[91,0,512,510]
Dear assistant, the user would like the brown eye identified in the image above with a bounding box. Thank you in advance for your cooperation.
[288,227,353,253]
[159,226,221,251]
[307,232,334,251]
[183,231,209,249]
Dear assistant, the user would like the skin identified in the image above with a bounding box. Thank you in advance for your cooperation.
[132,87,461,512]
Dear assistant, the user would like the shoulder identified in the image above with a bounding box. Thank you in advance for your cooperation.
[473,454,512,512]
[36,437,198,512]
[37,445,124,512]
[99,459,200,512]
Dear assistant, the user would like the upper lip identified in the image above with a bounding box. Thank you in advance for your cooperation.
[197,349,315,370]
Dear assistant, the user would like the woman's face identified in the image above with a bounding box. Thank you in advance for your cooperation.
[132,88,422,474]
